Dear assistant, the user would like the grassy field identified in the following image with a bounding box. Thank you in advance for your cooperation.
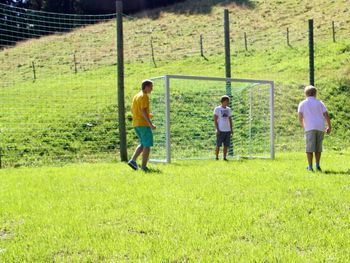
[1,1,350,261]
[0,152,350,261]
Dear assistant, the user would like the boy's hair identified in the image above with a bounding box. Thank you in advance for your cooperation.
[141,79,153,90]
[304,85,317,97]
[221,95,230,103]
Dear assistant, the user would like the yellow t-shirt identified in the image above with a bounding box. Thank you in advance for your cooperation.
[131,91,150,127]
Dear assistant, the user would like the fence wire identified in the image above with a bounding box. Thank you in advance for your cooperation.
[1,3,349,167]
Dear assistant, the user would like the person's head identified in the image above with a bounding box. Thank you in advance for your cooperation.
[220,95,230,107]
[141,79,153,94]
[304,85,317,97]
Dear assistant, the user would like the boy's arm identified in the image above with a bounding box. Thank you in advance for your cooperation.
[323,111,331,134]
[298,112,304,129]
[229,116,233,134]
[141,108,156,129]
[214,114,219,134]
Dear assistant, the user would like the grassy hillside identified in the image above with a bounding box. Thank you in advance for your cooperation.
[0,0,349,167]
[1,0,350,82]
[1,152,350,261]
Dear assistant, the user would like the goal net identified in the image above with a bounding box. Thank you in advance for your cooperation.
[149,75,274,162]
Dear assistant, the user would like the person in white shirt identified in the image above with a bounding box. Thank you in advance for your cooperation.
[298,85,331,171]
[214,95,233,161]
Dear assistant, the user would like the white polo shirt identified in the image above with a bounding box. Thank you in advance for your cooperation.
[298,97,328,132]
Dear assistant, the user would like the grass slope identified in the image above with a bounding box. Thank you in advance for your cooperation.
[0,0,349,166]
[1,152,350,261]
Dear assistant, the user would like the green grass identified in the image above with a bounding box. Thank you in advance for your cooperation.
[1,1,349,261]
[1,152,350,261]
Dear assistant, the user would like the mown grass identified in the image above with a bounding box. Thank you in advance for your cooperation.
[0,152,350,261]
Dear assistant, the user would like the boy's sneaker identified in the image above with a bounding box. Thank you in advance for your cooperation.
[316,166,322,172]
[128,160,138,170]
[215,157,219,160]
[223,158,228,161]
[307,166,314,172]
[141,166,150,172]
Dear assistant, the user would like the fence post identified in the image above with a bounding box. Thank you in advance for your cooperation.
[116,1,128,162]
[332,21,336,43]
[244,32,248,51]
[308,19,315,86]
[200,34,204,57]
[73,52,78,74]
[150,36,157,67]
[224,9,231,81]
[287,27,290,47]
[224,9,233,156]
[32,61,36,81]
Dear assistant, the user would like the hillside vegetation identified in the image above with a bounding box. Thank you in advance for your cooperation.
[0,0,349,167]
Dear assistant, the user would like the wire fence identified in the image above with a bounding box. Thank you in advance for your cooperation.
[0,3,118,168]
[0,3,349,168]
[122,11,350,64]
[122,10,349,158]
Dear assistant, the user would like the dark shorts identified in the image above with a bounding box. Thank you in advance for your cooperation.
[216,131,231,147]
[135,126,153,147]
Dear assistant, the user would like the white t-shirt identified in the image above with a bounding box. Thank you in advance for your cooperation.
[298,97,328,132]
[214,106,232,132]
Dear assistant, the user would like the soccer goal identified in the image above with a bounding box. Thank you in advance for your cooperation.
[149,75,274,163]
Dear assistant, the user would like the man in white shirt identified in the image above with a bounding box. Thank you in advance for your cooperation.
[214,95,233,161]
[298,85,331,171]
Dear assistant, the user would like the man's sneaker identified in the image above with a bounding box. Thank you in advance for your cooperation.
[307,166,314,172]
[316,166,322,172]
[224,158,228,161]
[215,157,219,160]
[128,160,138,170]
[141,166,150,172]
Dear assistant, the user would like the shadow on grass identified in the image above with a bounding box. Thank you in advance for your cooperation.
[323,169,350,175]
[201,54,210,61]
[143,167,163,174]
[133,0,256,20]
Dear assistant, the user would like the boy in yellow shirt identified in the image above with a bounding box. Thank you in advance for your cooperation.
[128,80,156,172]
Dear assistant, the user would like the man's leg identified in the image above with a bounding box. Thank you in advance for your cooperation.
[215,147,220,159]
[315,152,321,164]
[131,144,143,161]
[305,131,316,171]
[142,147,150,169]
[307,152,313,170]
[223,132,230,160]
[315,131,324,171]
[128,127,143,169]
[223,146,228,160]
[315,152,321,170]
[216,132,224,160]
[128,144,143,170]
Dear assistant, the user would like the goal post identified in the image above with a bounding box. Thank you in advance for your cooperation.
[149,75,274,163]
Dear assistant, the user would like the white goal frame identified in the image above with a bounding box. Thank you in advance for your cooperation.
[150,74,275,163]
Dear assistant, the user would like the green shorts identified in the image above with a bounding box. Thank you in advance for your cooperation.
[135,126,153,147]
[305,130,324,152]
